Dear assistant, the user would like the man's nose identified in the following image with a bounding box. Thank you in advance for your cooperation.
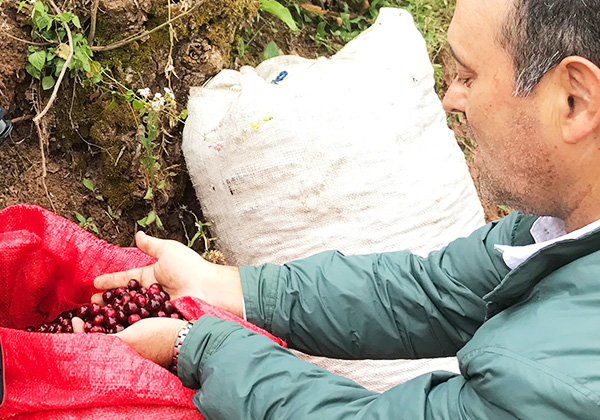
[442,79,467,114]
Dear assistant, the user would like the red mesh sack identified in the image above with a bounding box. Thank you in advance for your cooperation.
[0,204,285,419]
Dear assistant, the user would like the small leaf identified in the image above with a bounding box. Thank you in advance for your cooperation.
[155,213,164,230]
[18,1,26,12]
[168,172,177,177]
[58,11,72,22]
[237,38,246,58]
[71,15,81,29]
[300,3,326,16]
[157,180,166,189]
[262,41,280,61]
[146,210,156,225]
[83,178,94,191]
[188,230,202,248]
[74,211,86,225]
[132,99,145,110]
[33,1,45,13]
[316,21,326,39]
[28,50,46,71]
[25,62,41,79]
[41,75,55,90]
[86,60,102,78]
[89,223,99,234]
[57,27,66,41]
[91,72,103,84]
[137,216,149,227]
[259,0,299,32]
[75,50,91,72]
[55,43,70,60]
[32,11,52,32]
[143,188,153,200]
[125,89,135,102]
[54,58,65,77]
[179,109,188,120]
[107,205,120,219]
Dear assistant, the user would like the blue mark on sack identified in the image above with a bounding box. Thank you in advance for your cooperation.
[271,71,288,84]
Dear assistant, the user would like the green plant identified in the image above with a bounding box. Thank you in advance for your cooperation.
[83,178,94,191]
[20,0,102,89]
[262,41,281,60]
[111,82,186,230]
[74,211,99,234]
[259,0,298,32]
[186,211,217,256]
[107,205,120,220]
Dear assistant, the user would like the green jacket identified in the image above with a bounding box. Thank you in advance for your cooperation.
[178,211,600,419]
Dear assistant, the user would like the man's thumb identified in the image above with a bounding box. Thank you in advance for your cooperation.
[135,231,165,258]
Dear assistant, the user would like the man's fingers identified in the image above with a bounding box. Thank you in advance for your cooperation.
[135,231,168,259]
[94,266,146,291]
[72,317,85,333]
[90,292,104,305]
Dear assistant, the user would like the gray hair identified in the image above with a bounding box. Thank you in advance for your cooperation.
[499,0,600,97]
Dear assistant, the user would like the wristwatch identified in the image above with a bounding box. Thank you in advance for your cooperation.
[170,321,195,374]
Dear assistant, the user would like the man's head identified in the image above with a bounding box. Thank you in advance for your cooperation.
[443,0,600,231]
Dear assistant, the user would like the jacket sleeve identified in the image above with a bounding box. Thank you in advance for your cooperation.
[240,214,517,359]
[179,316,524,420]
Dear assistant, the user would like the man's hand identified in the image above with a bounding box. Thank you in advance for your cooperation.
[115,317,188,368]
[92,231,244,317]
[71,315,187,369]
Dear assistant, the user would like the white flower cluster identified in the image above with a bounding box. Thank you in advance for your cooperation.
[138,87,151,99]
[136,87,176,111]
[163,87,176,107]
[151,93,165,111]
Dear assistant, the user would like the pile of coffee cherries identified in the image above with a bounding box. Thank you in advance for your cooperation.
[25,280,183,334]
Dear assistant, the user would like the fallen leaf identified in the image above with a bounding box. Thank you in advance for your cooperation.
[55,43,70,60]
[301,3,326,16]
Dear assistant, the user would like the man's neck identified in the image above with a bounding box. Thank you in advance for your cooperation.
[563,198,600,233]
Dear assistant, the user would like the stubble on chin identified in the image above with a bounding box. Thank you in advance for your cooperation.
[466,123,541,216]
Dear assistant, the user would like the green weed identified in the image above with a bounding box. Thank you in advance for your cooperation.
[19,1,102,89]
[74,211,99,234]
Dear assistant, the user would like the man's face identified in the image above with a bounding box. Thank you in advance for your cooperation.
[443,0,565,217]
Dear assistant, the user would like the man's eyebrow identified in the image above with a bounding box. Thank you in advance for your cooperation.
[448,43,472,70]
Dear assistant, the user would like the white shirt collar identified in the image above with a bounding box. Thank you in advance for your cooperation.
[495,216,600,270]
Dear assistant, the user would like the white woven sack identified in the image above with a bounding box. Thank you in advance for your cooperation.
[183,8,485,392]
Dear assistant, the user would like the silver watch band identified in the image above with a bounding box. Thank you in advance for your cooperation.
[171,321,195,374]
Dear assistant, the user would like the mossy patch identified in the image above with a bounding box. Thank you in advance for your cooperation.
[94,0,259,75]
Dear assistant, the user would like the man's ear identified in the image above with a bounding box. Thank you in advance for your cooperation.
[556,56,600,144]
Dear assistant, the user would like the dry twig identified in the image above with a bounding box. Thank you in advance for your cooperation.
[87,0,100,45]
[11,114,35,124]
[3,31,54,46]
[31,0,74,212]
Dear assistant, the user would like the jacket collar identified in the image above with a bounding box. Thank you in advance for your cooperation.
[484,216,600,319]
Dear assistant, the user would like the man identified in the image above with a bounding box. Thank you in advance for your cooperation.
[94,0,600,418]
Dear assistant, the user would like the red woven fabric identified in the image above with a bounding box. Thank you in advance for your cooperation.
[0,204,285,419]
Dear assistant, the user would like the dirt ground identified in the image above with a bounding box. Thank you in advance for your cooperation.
[0,2,503,258]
